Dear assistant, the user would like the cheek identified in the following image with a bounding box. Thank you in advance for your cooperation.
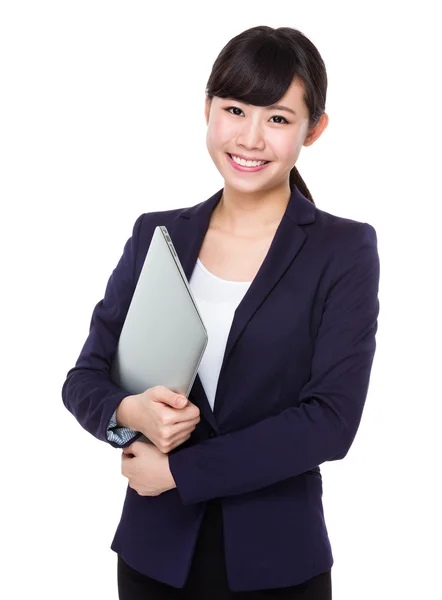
[206,135,221,167]
[207,117,236,146]
[276,139,302,164]
[206,128,233,167]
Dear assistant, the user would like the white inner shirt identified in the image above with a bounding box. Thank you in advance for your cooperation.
[189,258,253,411]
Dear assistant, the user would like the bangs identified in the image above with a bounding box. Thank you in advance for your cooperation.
[208,38,299,107]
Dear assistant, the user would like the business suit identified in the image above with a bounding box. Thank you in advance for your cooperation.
[62,183,380,592]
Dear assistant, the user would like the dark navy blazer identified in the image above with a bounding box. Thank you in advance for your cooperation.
[62,183,380,591]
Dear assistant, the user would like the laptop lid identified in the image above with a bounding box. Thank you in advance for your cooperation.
[110,225,208,397]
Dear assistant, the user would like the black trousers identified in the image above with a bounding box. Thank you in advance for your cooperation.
[117,499,332,599]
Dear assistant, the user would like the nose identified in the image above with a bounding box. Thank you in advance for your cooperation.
[236,120,266,153]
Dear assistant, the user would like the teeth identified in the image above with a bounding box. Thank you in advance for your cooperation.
[231,154,267,167]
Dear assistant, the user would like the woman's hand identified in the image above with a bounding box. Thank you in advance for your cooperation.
[121,441,177,496]
[118,386,201,453]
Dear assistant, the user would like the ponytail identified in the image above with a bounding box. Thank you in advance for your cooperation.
[289,166,315,205]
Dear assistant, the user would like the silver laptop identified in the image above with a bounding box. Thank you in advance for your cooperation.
[110,225,208,400]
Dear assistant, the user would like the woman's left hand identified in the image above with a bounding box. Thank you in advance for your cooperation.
[121,441,177,496]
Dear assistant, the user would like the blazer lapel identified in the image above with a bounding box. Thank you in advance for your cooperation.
[166,184,316,430]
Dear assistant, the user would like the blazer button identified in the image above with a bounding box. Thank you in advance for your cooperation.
[209,431,216,438]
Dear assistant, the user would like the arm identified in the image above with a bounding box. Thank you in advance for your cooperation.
[61,214,146,449]
[169,223,380,505]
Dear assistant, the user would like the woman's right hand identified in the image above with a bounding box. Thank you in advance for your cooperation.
[128,386,201,453]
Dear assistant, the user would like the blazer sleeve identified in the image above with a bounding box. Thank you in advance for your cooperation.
[61,213,145,449]
[168,222,380,505]
[107,409,140,446]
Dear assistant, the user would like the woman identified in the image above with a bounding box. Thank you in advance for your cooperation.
[62,25,380,599]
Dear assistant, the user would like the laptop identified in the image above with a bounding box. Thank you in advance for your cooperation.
[110,225,208,402]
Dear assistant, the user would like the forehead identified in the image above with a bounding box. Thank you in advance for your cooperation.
[278,78,306,108]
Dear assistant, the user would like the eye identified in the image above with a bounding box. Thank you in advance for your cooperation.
[224,106,290,125]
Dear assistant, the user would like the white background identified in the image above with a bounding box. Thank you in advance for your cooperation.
[1,1,441,598]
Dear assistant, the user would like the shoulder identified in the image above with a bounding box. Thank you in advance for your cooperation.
[134,205,189,233]
[310,205,378,254]
[304,206,379,288]
[129,204,190,247]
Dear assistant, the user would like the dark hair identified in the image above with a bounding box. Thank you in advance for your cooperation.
[205,26,328,205]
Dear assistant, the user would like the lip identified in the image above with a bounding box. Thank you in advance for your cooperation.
[226,153,271,173]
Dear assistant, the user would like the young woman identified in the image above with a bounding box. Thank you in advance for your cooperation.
[62,25,380,599]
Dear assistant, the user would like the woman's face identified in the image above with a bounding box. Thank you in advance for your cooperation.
[204,78,326,194]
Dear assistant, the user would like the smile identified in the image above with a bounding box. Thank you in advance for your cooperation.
[226,153,271,173]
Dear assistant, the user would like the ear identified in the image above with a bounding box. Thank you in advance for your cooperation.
[303,112,329,147]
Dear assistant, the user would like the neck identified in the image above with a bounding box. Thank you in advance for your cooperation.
[213,181,291,236]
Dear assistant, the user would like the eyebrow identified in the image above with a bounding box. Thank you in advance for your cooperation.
[265,104,297,116]
[228,99,296,116]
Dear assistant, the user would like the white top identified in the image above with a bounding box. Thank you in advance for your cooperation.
[188,258,252,411]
